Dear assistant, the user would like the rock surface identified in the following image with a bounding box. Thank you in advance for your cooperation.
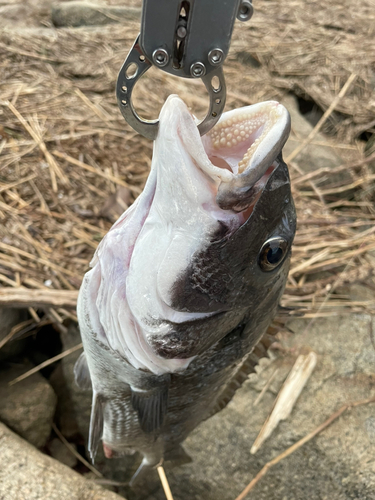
[51,2,141,27]
[281,94,344,174]
[0,362,57,448]
[49,325,91,440]
[0,307,28,361]
[0,422,125,500]
[49,438,78,468]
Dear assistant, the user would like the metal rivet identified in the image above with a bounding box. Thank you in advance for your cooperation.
[177,25,187,39]
[190,62,206,78]
[208,49,224,66]
[152,48,169,67]
[237,1,254,22]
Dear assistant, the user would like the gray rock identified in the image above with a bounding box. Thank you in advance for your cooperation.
[49,324,92,440]
[0,422,125,500]
[0,362,57,448]
[49,438,78,468]
[281,94,343,174]
[0,307,28,361]
[52,2,141,28]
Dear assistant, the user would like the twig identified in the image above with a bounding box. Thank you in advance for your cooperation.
[286,73,357,163]
[251,353,317,454]
[234,396,375,500]
[74,89,112,122]
[0,42,69,63]
[0,287,78,309]
[253,368,279,407]
[9,343,83,386]
[292,152,375,186]
[0,319,35,350]
[0,174,37,193]
[52,150,141,194]
[0,241,80,279]
[157,466,175,500]
[4,101,69,191]
[52,423,103,478]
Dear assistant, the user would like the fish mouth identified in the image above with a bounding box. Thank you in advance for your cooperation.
[192,100,291,212]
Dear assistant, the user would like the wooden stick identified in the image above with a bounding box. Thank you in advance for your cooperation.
[251,353,317,454]
[0,288,78,309]
[234,396,375,500]
[286,73,357,163]
[9,343,83,386]
[157,466,175,500]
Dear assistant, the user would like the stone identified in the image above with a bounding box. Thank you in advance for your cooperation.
[0,422,126,500]
[0,362,57,448]
[0,307,29,362]
[49,438,78,468]
[281,94,343,174]
[49,324,92,441]
[51,2,141,28]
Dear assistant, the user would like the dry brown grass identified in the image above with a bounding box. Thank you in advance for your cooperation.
[0,0,374,326]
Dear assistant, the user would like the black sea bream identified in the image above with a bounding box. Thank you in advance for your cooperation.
[76,95,296,481]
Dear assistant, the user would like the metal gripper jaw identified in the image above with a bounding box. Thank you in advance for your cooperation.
[116,0,254,140]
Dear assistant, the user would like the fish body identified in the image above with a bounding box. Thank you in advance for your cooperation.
[76,96,296,480]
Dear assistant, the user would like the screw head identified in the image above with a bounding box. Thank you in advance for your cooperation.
[152,48,169,67]
[177,25,187,39]
[208,49,224,66]
[190,62,206,78]
[237,0,254,22]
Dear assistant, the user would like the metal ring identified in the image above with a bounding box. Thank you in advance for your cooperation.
[116,35,226,141]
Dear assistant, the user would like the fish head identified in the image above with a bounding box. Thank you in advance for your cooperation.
[150,96,296,314]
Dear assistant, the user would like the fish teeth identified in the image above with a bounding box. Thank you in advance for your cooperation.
[207,104,281,174]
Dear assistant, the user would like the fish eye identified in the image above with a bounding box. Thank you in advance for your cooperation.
[258,237,289,272]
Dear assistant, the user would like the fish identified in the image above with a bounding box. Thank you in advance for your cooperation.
[75,95,296,484]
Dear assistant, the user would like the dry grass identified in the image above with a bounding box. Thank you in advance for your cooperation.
[0,0,374,326]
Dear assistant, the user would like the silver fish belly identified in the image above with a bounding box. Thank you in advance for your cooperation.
[76,95,296,481]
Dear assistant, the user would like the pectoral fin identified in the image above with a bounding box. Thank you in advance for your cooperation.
[131,374,170,433]
[74,352,92,390]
